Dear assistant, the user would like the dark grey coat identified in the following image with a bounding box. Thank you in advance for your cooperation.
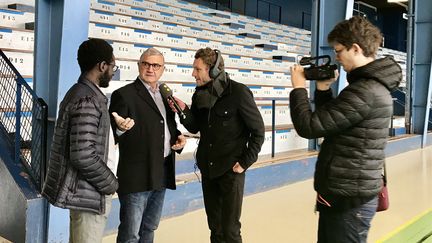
[42,77,118,214]
[290,56,402,197]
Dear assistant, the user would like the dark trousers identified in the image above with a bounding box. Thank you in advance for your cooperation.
[202,170,245,243]
[317,196,378,243]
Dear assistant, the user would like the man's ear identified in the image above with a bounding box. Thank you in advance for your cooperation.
[98,62,105,72]
[352,43,363,55]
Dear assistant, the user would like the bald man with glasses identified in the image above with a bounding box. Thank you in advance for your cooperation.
[109,48,186,243]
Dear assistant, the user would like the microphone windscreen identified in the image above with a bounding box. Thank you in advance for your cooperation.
[159,83,173,99]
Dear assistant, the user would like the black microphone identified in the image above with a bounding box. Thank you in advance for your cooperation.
[159,83,186,119]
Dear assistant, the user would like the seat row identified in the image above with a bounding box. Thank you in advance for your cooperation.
[88,22,304,61]
[90,0,311,50]
[0,27,33,51]
[0,5,309,66]
[107,0,312,39]
[0,26,301,73]
[111,42,296,72]
[105,76,296,99]
[113,59,294,87]
[0,8,34,29]
[3,48,299,98]
[3,50,33,76]
[177,128,308,155]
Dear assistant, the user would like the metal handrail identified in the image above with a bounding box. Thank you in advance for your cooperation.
[0,49,47,191]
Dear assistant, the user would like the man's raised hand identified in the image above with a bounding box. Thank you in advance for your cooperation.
[112,112,135,132]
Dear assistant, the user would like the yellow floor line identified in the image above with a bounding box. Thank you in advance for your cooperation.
[376,208,432,243]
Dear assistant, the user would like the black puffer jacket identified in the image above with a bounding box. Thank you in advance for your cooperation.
[42,77,118,214]
[290,56,401,197]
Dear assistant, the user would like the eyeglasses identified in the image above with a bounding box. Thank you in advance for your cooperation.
[140,61,163,71]
[109,63,119,72]
[334,48,346,55]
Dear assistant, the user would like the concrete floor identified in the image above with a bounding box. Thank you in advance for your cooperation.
[104,146,432,243]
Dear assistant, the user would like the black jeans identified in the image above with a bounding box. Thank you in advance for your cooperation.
[202,170,245,243]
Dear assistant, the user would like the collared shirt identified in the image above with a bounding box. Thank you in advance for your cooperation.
[139,77,172,157]
[107,126,118,175]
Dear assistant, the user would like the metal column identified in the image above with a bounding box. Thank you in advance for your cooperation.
[410,0,432,146]
[33,0,91,241]
[311,0,353,94]
[34,0,91,123]
[309,0,354,149]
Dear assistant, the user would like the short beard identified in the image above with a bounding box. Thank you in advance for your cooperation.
[99,69,111,88]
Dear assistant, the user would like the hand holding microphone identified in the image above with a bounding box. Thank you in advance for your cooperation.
[159,83,187,119]
[168,97,186,113]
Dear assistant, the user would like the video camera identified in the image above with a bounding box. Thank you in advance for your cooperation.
[299,55,337,81]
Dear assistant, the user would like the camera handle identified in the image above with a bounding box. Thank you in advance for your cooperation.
[299,55,332,66]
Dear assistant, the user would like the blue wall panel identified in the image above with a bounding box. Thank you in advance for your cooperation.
[379,8,407,51]
[47,206,70,242]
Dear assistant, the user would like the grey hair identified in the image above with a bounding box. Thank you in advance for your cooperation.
[140,47,164,61]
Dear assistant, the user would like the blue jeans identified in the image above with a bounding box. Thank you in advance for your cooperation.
[317,196,378,243]
[116,189,166,243]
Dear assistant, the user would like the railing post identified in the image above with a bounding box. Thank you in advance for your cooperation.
[271,99,276,158]
[39,98,48,189]
[15,82,22,164]
[390,114,395,137]
[390,98,396,137]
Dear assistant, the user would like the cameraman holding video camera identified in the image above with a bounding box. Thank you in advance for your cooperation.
[289,16,402,243]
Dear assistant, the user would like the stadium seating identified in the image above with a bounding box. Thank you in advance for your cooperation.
[0,0,408,156]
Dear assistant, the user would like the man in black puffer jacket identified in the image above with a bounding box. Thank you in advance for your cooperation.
[42,39,118,243]
[290,16,401,243]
